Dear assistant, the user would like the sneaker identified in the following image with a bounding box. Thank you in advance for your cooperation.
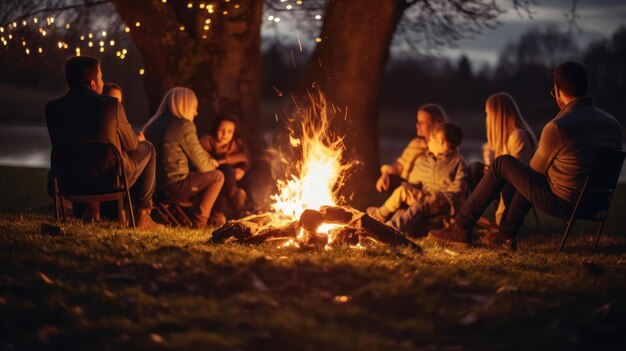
[366,206,387,222]
[427,223,472,246]
[479,231,517,251]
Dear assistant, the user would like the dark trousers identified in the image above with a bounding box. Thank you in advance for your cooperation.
[160,170,224,222]
[468,161,516,220]
[215,164,240,214]
[457,155,571,238]
[125,141,157,210]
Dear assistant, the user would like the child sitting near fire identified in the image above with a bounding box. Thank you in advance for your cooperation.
[200,113,250,218]
[367,122,468,235]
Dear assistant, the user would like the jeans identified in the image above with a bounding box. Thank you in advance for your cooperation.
[160,170,224,222]
[457,155,571,238]
[125,141,157,210]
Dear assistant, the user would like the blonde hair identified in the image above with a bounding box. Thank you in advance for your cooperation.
[485,92,536,156]
[142,87,198,132]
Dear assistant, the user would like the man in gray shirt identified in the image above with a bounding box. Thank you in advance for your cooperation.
[429,62,623,249]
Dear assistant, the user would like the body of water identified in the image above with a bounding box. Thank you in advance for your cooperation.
[1,125,625,183]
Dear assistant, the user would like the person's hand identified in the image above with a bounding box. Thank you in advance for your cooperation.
[218,158,227,165]
[210,158,220,168]
[234,168,245,181]
[375,173,390,192]
[380,164,392,175]
[137,132,145,142]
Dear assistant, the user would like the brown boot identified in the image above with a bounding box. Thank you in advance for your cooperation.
[135,208,165,230]
[209,212,227,228]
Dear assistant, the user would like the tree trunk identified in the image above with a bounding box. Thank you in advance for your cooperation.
[299,0,404,199]
[110,0,263,152]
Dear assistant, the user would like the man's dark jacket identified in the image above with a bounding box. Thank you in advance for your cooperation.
[45,87,140,176]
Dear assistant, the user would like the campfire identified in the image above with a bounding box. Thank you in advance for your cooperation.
[211,93,421,252]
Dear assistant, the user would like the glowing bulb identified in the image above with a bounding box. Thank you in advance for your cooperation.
[101,31,107,37]
[222,10,228,15]
[99,47,104,52]
[109,40,115,46]
[116,51,121,56]
[162,0,167,2]
[274,17,280,23]
[135,22,141,27]
[22,20,27,26]
[125,26,131,32]
[8,34,13,39]
[315,15,321,20]
[202,34,208,39]
[58,41,63,48]
[200,3,205,8]
[315,37,322,43]
[297,0,302,4]
[179,26,185,31]
[33,18,38,24]
[50,17,55,23]
[267,16,274,21]
[65,23,70,29]
[139,68,145,75]
[120,54,125,59]
[38,47,42,53]
[88,33,93,38]
[286,5,292,9]
[88,41,93,47]
[187,2,193,8]
[0,27,3,33]
[99,41,104,46]
[41,30,46,36]
[21,40,26,46]
[122,49,127,54]
[203,25,209,30]
[205,19,211,23]
[234,4,240,8]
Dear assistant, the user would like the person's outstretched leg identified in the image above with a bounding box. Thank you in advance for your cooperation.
[385,201,430,236]
[429,155,544,245]
[192,170,225,228]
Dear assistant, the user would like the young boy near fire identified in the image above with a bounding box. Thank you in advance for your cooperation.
[367,123,468,235]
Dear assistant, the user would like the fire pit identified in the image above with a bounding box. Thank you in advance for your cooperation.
[211,93,421,253]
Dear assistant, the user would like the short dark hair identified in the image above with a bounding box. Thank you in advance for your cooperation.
[210,112,241,140]
[418,103,447,125]
[553,62,587,97]
[432,122,464,148]
[103,83,122,97]
[64,56,100,89]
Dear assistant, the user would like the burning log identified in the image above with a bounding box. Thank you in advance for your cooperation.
[210,221,256,243]
[351,214,422,253]
[329,226,360,246]
[320,206,353,224]
[237,221,298,245]
[298,209,325,232]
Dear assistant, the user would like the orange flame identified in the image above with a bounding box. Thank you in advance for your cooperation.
[271,92,353,226]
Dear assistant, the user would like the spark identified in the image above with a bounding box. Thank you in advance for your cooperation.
[291,50,296,68]
[296,33,302,52]
[273,86,283,96]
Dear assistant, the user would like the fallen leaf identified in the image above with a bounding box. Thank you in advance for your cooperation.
[333,295,349,303]
[444,249,459,256]
[150,333,164,343]
[38,325,60,344]
[496,285,519,294]
[459,313,478,325]
[250,273,270,292]
[39,272,54,285]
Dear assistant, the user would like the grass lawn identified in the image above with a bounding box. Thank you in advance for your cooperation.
[1,166,626,350]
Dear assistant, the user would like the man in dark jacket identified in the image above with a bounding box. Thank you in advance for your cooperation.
[46,56,161,229]
[429,62,623,249]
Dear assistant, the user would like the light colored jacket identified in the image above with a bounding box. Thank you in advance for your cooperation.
[396,137,428,180]
[408,150,468,212]
[144,114,217,187]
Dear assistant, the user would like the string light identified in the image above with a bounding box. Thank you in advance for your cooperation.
[65,23,70,29]
[135,21,141,27]
[33,18,38,24]
[109,40,115,46]
[179,25,185,31]
[80,35,85,40]
[25,48,30,54]
[187,2,193,8]
[88,41,93,47]
[315,37,322,43]
[315,15,322,20]
[274,17,280,23]
[286,4,292,10]
[88,33,93,38]
[234,4,240,8]
[99,40,104,46]
[101,30,107,37]
[124,26,131,32]
[139,68,145,75]
[222,10,228,15]
[267,15,274,21]
[38,47,42,53]
[99,47,104,52]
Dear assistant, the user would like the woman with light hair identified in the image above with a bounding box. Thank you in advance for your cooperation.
[470,92,537,225]
[143,87,226,228]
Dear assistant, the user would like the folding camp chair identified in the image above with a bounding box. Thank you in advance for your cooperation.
[559,149,626,252]
[52,142,135,228]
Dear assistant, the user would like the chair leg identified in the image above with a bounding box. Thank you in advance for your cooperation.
[172,205,193,227]
[593,218,607,251]
[559,217,576,252]
[118,198,127,227]
[155,203,178,226]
